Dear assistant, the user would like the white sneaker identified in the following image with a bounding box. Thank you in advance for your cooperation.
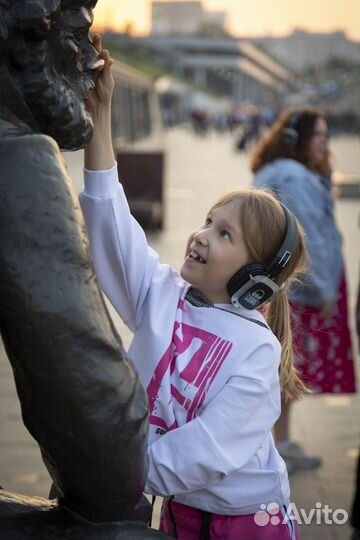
[277,442,322,471]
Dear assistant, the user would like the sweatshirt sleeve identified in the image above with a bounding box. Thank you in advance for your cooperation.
[79,164,166,331]
[145,342,280,496]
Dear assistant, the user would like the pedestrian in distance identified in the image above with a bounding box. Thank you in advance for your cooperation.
[81,37,308,540]
[251,107,357,475]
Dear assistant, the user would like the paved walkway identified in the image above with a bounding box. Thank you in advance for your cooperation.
[1,129,359,539]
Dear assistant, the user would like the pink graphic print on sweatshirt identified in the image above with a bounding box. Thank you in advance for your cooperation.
[147,312,233,433]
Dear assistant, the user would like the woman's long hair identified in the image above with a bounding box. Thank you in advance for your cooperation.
[251,107,331,176]
[211,189,310,400]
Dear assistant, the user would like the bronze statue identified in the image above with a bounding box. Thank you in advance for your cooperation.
[0,1,168,537]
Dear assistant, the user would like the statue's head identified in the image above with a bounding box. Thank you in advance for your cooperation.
[0,0,100,149]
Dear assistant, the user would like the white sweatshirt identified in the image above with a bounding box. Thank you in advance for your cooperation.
[79,164,291,515]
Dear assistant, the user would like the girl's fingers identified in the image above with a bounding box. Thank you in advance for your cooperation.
[91,35,114,73]
[102,50,113,66]
[92,33,102,53]
[92,49,110,75]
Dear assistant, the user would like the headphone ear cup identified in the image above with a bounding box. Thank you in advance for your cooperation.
[282,127,298,149]
[227,263,267,298]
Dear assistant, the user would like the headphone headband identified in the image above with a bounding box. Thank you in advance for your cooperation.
[227,203,299,310]
[266,204,298,280]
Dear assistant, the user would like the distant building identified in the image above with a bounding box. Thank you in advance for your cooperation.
[119,33,293,106]
[202,11,226,30]
[151,1,226,36]
[253,30,360,73]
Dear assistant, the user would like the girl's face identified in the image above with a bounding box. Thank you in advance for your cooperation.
[180,200,250,304]
[307,117,329,169]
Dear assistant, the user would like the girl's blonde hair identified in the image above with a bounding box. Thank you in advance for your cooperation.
[211,188,310,401]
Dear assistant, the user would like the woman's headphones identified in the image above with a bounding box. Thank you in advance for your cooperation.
[226,204,299,310]
[282,111,302,149]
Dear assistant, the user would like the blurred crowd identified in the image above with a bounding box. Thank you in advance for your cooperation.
[161,101,360,144]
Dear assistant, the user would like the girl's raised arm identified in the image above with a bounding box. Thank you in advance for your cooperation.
[80,36,181,330]
[84,34,115,171]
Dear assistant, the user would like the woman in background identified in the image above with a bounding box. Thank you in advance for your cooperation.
[251,107,356,474]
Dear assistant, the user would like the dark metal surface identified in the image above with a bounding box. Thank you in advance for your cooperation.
[0,133,150,523]
[0,1,98,150]
[0,1,167,536]
[0,489,169,540]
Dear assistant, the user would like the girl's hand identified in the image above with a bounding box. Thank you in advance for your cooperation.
[84,34,116,170]
[86,34,114,117]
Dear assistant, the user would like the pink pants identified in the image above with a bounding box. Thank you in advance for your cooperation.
[159,499,300,540]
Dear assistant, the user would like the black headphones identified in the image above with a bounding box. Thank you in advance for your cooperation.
[282,111,302,149]
[226,204,299,310]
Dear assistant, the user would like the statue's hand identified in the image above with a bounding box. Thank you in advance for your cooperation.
[86,34,114,117]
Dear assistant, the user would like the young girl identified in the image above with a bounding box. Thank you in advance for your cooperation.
[81,37,307,540]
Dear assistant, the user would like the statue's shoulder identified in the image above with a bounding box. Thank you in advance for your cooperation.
[0,130,63,175]
[0,130,58,154]
[0,111,58,154]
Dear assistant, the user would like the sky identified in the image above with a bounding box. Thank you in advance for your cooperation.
[93,0,360,41]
